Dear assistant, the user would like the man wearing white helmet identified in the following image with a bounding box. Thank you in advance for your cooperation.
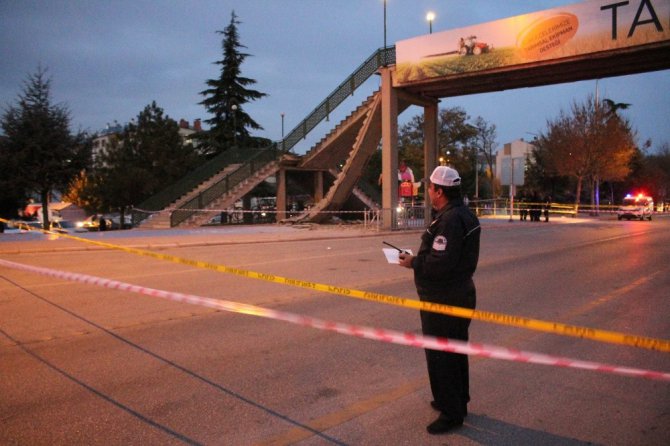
[399,165,481,435]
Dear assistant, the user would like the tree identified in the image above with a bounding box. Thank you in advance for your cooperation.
[535,95,636,211]
[397,114,428,180]
[0,135,29,219]
[590,98,637,211]
[62,170,103,214]
[95,102,200,221]
[0,67,91,229]
[526,138,572,201]
[536,107,589,208]
[437,108,478,160]
[394,107,490,198]
[436,108,479,198]
[200,11,267,154]
[471,116,498,197]
[635,141,670,204]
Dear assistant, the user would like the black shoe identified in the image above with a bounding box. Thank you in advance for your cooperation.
[426,415,463,435]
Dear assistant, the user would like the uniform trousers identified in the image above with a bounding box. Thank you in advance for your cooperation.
[419,278,476,420]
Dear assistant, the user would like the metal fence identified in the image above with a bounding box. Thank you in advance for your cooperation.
[141,199,669,232]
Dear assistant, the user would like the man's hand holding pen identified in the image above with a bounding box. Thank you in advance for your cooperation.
[398,252,414,268]
[383,241,413,268]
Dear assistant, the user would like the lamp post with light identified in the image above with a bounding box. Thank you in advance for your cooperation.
[426,11,435,34]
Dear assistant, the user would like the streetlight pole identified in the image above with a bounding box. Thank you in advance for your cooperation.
[474,150,480,216]
[508,149,514,222]
[383,0,387,49]
[426,11,435,34]
[593,79,600,215]
[281,112,285,139]
[474,150,479,199]
[231,104,238,147]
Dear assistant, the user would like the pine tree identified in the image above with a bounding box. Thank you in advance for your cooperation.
[95,101,200,218]
[200,11,267,154]
[0,135,29,219]
[0,67,91,229]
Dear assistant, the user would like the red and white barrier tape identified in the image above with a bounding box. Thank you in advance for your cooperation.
[131,207,372,215]
[1,258,668,382]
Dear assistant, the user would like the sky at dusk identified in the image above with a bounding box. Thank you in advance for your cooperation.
[1,0,668,155]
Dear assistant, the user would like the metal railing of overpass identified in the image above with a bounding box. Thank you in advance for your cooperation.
[280,46,395,152]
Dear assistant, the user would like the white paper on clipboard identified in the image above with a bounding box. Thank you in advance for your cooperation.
[383,248,413,264]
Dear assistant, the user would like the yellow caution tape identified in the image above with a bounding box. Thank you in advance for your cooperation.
[1,217,668,352]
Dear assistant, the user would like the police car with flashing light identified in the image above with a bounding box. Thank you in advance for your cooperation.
[617,194,654,221]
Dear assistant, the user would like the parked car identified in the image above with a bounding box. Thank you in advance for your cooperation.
[76,215,113,231]
[106,213,132,229]
[253,197,276,223]
[50,220,78,233]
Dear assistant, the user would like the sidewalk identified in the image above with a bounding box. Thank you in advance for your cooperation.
[0,212,636,254]
[0,222,399,253]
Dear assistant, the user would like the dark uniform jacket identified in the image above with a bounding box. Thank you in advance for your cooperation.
[411,198,481,298]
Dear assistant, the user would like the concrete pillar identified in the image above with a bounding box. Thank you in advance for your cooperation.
[423,102,438,224]
[380,66,398,230]
[276,168,287,222]
[314,171,324,202]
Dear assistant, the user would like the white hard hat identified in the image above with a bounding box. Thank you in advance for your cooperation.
[429,166,461,187]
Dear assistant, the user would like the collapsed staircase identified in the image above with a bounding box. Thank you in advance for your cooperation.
[285,91,411,223]
[288,92,382,222]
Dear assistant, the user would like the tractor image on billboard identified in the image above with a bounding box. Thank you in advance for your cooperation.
[458,35,492,56]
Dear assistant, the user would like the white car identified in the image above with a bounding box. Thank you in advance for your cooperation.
[76,215,113,231]
[50,220,78,233]
[617,194,654,221]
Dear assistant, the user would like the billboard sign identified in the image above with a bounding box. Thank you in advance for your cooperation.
[395,0,670,86]
[500,157,526,186]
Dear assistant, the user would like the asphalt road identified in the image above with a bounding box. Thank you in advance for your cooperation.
[1,215,669,445]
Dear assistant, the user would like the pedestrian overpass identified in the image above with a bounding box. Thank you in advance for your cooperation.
[135,0,670,230]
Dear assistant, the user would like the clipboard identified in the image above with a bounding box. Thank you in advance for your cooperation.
[382,241,412,264]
